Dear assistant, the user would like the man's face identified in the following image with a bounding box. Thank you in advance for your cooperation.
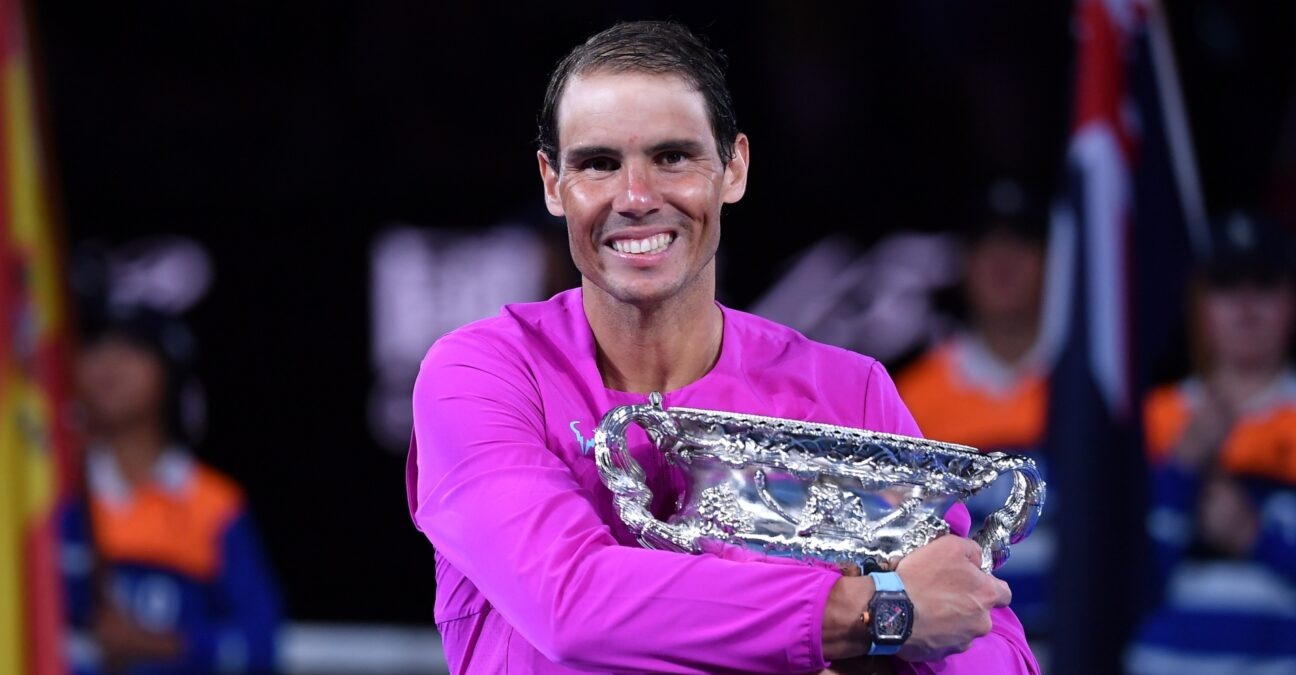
[965,235,1045,325]
[538,71,749,307]
[1202,281,1294,371]
[77,338,166,432]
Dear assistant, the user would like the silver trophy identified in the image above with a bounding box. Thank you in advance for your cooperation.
[594,393,1045,573]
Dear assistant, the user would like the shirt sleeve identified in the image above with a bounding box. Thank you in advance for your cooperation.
[1144,462,1199,595]
[180,510,283,673]
[408,331,842,673]
[1253,488,1296,586]
[863,361,1042,675]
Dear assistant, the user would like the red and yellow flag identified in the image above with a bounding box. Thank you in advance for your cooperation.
[0,0,72,673]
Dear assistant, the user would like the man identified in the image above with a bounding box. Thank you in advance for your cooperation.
[1128,213,1296,673]
[61,307,282,674]
[407,21,1038,673]
[897,214,1055,635]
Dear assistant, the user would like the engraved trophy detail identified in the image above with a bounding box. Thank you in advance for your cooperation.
[593,394,1045,574]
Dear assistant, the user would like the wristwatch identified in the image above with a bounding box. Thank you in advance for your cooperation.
[865,571,914,656]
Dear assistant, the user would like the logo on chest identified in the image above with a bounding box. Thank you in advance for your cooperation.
[569,420,597,456]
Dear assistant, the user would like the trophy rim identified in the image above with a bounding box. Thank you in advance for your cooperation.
[659,405,1010,494]
[667,405,983,456]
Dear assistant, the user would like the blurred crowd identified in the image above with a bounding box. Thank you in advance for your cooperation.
[19,2,1292,673]
[57,196,1296,674]
[894,204,1296,673]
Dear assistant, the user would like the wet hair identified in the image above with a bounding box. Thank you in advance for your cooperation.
[537,20,739,169]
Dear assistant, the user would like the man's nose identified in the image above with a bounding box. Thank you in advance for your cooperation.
[612,161,663,218]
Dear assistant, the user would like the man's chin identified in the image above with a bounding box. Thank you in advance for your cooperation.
[613,288,679,308]
[590,278,686,308]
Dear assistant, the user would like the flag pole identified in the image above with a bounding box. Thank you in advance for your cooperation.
[1145,0,1211,259]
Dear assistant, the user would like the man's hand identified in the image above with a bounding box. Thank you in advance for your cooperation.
[93,605,183,672]
[1198,474,1260,556]
[894,535,1012,662]
[1172,389,1235,471]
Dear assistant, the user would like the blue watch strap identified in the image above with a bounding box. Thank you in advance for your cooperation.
[870,571,904,592]
[867,572,906,656]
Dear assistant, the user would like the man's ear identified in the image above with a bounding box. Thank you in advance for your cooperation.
[721,133,750,205]
[538,150,565,217]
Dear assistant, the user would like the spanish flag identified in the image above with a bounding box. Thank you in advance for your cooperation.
[0,0,72,673]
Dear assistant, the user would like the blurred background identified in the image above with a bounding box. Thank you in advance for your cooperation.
[4,0,1296,674]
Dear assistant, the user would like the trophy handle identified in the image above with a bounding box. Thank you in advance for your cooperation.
[593,402,702,553]
[971,454,1047,572]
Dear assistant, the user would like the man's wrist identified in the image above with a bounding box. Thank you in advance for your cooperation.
[865,571,913,656]
[822,575,877,660]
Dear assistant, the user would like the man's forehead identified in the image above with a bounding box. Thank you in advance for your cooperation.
[555,71,715,153]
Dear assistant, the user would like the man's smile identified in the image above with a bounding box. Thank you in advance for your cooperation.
[608,232,676,255]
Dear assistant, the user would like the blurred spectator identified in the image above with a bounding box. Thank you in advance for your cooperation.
[895,209,1054,636]
[1127,212,1296,674]
[60,306,282,674]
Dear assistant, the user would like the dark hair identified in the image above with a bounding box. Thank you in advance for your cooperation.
[963,178,1048,248]
[537,20,739,169]
[83,305,204,445]
[1201,210,1295,290]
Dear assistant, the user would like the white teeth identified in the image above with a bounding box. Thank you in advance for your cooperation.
[612,233,673,255]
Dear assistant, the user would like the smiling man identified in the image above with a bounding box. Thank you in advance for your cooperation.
[407,21,1039,674]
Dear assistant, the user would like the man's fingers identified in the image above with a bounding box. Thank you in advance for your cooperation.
[959,537,985,566]
[992,577,1012,607]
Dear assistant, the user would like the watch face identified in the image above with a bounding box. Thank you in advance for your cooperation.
[872,596,912,641]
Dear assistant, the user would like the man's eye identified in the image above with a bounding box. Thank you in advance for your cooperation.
[583,157,619,172]
[659,151,686,165]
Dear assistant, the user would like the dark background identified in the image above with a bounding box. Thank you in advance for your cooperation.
[32,0,1296,623]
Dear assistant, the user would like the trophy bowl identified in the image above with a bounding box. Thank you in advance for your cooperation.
[594,394,1045,574]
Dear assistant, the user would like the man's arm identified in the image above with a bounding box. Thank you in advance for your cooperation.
[1142,398,1235,595]
[410,332,842,673]
[169,511,282,672]
[862,361,1042,675]
[411,335,1038,672]
[1254,489,1296,584]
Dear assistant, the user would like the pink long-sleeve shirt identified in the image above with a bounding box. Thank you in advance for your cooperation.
[407,288,1040,674]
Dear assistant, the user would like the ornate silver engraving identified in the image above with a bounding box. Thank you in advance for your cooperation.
[594,400,1046,573]
[695,484,755,537]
